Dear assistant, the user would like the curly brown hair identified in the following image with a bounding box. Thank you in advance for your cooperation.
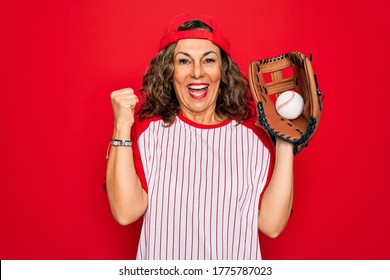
[139,20,251,125]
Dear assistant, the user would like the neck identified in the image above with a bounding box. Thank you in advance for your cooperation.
[180,109,226,125]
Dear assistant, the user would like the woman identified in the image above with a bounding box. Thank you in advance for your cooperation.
[106,15,294,260]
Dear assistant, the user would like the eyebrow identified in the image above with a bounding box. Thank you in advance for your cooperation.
[175,51,218,58]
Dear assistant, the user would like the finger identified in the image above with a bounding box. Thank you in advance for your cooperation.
[112,93,139,104]
[110,88,135,100]
[116,99,135,109]
[113,93,138,103]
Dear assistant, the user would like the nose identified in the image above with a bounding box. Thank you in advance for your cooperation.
[191,61,204,79]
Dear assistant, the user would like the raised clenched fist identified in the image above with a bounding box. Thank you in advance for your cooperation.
[110,88,139,130]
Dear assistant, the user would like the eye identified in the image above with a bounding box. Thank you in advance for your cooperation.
[178,58,190,64]
[204,58,216,64]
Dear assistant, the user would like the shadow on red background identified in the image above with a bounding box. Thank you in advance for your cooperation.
[1,0,389,259]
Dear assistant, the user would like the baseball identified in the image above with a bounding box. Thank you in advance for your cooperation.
[275,90,304,120]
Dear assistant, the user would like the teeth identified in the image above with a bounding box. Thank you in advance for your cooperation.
[191,91,205,96]
[188,85,208,90]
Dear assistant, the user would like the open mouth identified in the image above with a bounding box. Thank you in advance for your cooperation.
[187,83,209,99]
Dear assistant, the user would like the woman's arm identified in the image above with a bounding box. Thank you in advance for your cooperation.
[258,138,294,238]
[106,88,148,226]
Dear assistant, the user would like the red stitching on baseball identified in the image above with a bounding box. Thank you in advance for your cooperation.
[276,91,295,111]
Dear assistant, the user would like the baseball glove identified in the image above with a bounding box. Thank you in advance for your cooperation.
[248,51,323,154]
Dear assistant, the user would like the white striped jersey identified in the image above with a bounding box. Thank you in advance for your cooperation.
[131,113,274,260]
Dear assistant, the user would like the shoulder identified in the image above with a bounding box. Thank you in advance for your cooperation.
[131,109,162,140]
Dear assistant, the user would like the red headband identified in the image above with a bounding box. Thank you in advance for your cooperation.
[159,15,231,56]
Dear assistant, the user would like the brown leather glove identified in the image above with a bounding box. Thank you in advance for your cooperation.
[248,51,323,154]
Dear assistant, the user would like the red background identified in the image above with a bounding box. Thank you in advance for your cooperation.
[1,0,389,260]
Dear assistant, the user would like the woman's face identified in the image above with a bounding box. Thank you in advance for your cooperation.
[172,38,222,120]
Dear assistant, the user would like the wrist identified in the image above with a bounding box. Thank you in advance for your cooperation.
[112,139,132,147]
[106,138,133,159]
[275,138,294,154]
[113,125,132,139]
